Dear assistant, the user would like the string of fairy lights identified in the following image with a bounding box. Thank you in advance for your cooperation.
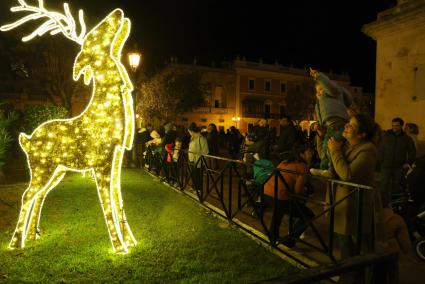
[1,1,137,254]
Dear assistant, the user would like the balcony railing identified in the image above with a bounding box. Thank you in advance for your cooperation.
[243,112,281,119]
[192,106,235,114]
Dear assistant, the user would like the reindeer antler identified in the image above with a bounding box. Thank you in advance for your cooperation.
[0,0,86,45]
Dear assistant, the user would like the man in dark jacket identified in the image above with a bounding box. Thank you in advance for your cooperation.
[277,115,298,157]
[136,124,152,167]
[251,119,270,159]
[379,117,416,198]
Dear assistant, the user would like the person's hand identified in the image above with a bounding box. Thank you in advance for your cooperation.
[309,67,318,78]
[328,137,342,151]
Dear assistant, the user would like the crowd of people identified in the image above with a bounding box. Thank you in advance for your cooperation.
[135,69,424,283]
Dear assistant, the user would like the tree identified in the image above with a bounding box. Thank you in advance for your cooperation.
[30,37,90,116]
[0,34,90,116]
[139,69,208,124]
[284,82,316,120]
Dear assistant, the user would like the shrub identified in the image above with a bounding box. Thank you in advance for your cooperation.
[0,108,19,171]
[22,105,69,134]
[0,128,13,169]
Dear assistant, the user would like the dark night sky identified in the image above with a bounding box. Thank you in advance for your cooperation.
[0,0,396,92]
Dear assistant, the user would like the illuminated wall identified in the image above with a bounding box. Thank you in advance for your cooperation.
[363,0,425,156]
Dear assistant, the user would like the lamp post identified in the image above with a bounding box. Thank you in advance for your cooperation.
[128,50,141,168]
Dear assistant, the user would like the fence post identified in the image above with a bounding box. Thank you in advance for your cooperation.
[228,163,233,220]
[356,187,364,255]
[328,180,335,260]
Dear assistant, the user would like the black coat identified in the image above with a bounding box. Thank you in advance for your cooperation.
[277,124,297,153]
[207,131,219,155]
[379,130,416,168]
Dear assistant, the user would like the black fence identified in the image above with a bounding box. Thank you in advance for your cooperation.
[142,147,397,283]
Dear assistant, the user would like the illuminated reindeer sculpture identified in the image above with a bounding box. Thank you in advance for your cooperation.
[1,1,137,253]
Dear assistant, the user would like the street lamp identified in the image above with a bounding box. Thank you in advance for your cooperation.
[232,116,241,129]
[128,52,141,72]
[127,50,141,168]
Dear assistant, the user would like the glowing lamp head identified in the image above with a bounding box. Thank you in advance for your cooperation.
[128,52,141,72]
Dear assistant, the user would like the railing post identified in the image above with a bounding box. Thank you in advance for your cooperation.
[272,169,279,245]
[220,164,225,205]
[228,162,233,220]
[238,177,242,210]
[206,162,210,195]
[356,187,364,255]
[328,180,335,260]
[199,158,205,201]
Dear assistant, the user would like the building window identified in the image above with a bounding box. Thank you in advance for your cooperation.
[264,104,271,119]
[248,79,255,90]
[182,117,188,122]
[280,105,286,118]
[265,80,271,92]
[201,118,207,122]
[219,119,225,123]
[280,82,286,93]
[213,86,223,107]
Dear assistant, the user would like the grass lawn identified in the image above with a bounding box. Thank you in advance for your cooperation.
[0,170,300,283]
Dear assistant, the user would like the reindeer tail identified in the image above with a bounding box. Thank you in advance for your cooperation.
[19,133,31,153]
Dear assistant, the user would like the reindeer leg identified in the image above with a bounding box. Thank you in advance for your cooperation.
[94,166,128,253]
[26,169,66,240]
[9,189,37,249]
[9,168,59,249]
[111,147,137,247]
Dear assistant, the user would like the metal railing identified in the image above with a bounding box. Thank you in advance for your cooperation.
[243,111,282,119]
[141,147,399,283]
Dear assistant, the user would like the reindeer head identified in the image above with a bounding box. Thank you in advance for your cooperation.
[73,9,125,85]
